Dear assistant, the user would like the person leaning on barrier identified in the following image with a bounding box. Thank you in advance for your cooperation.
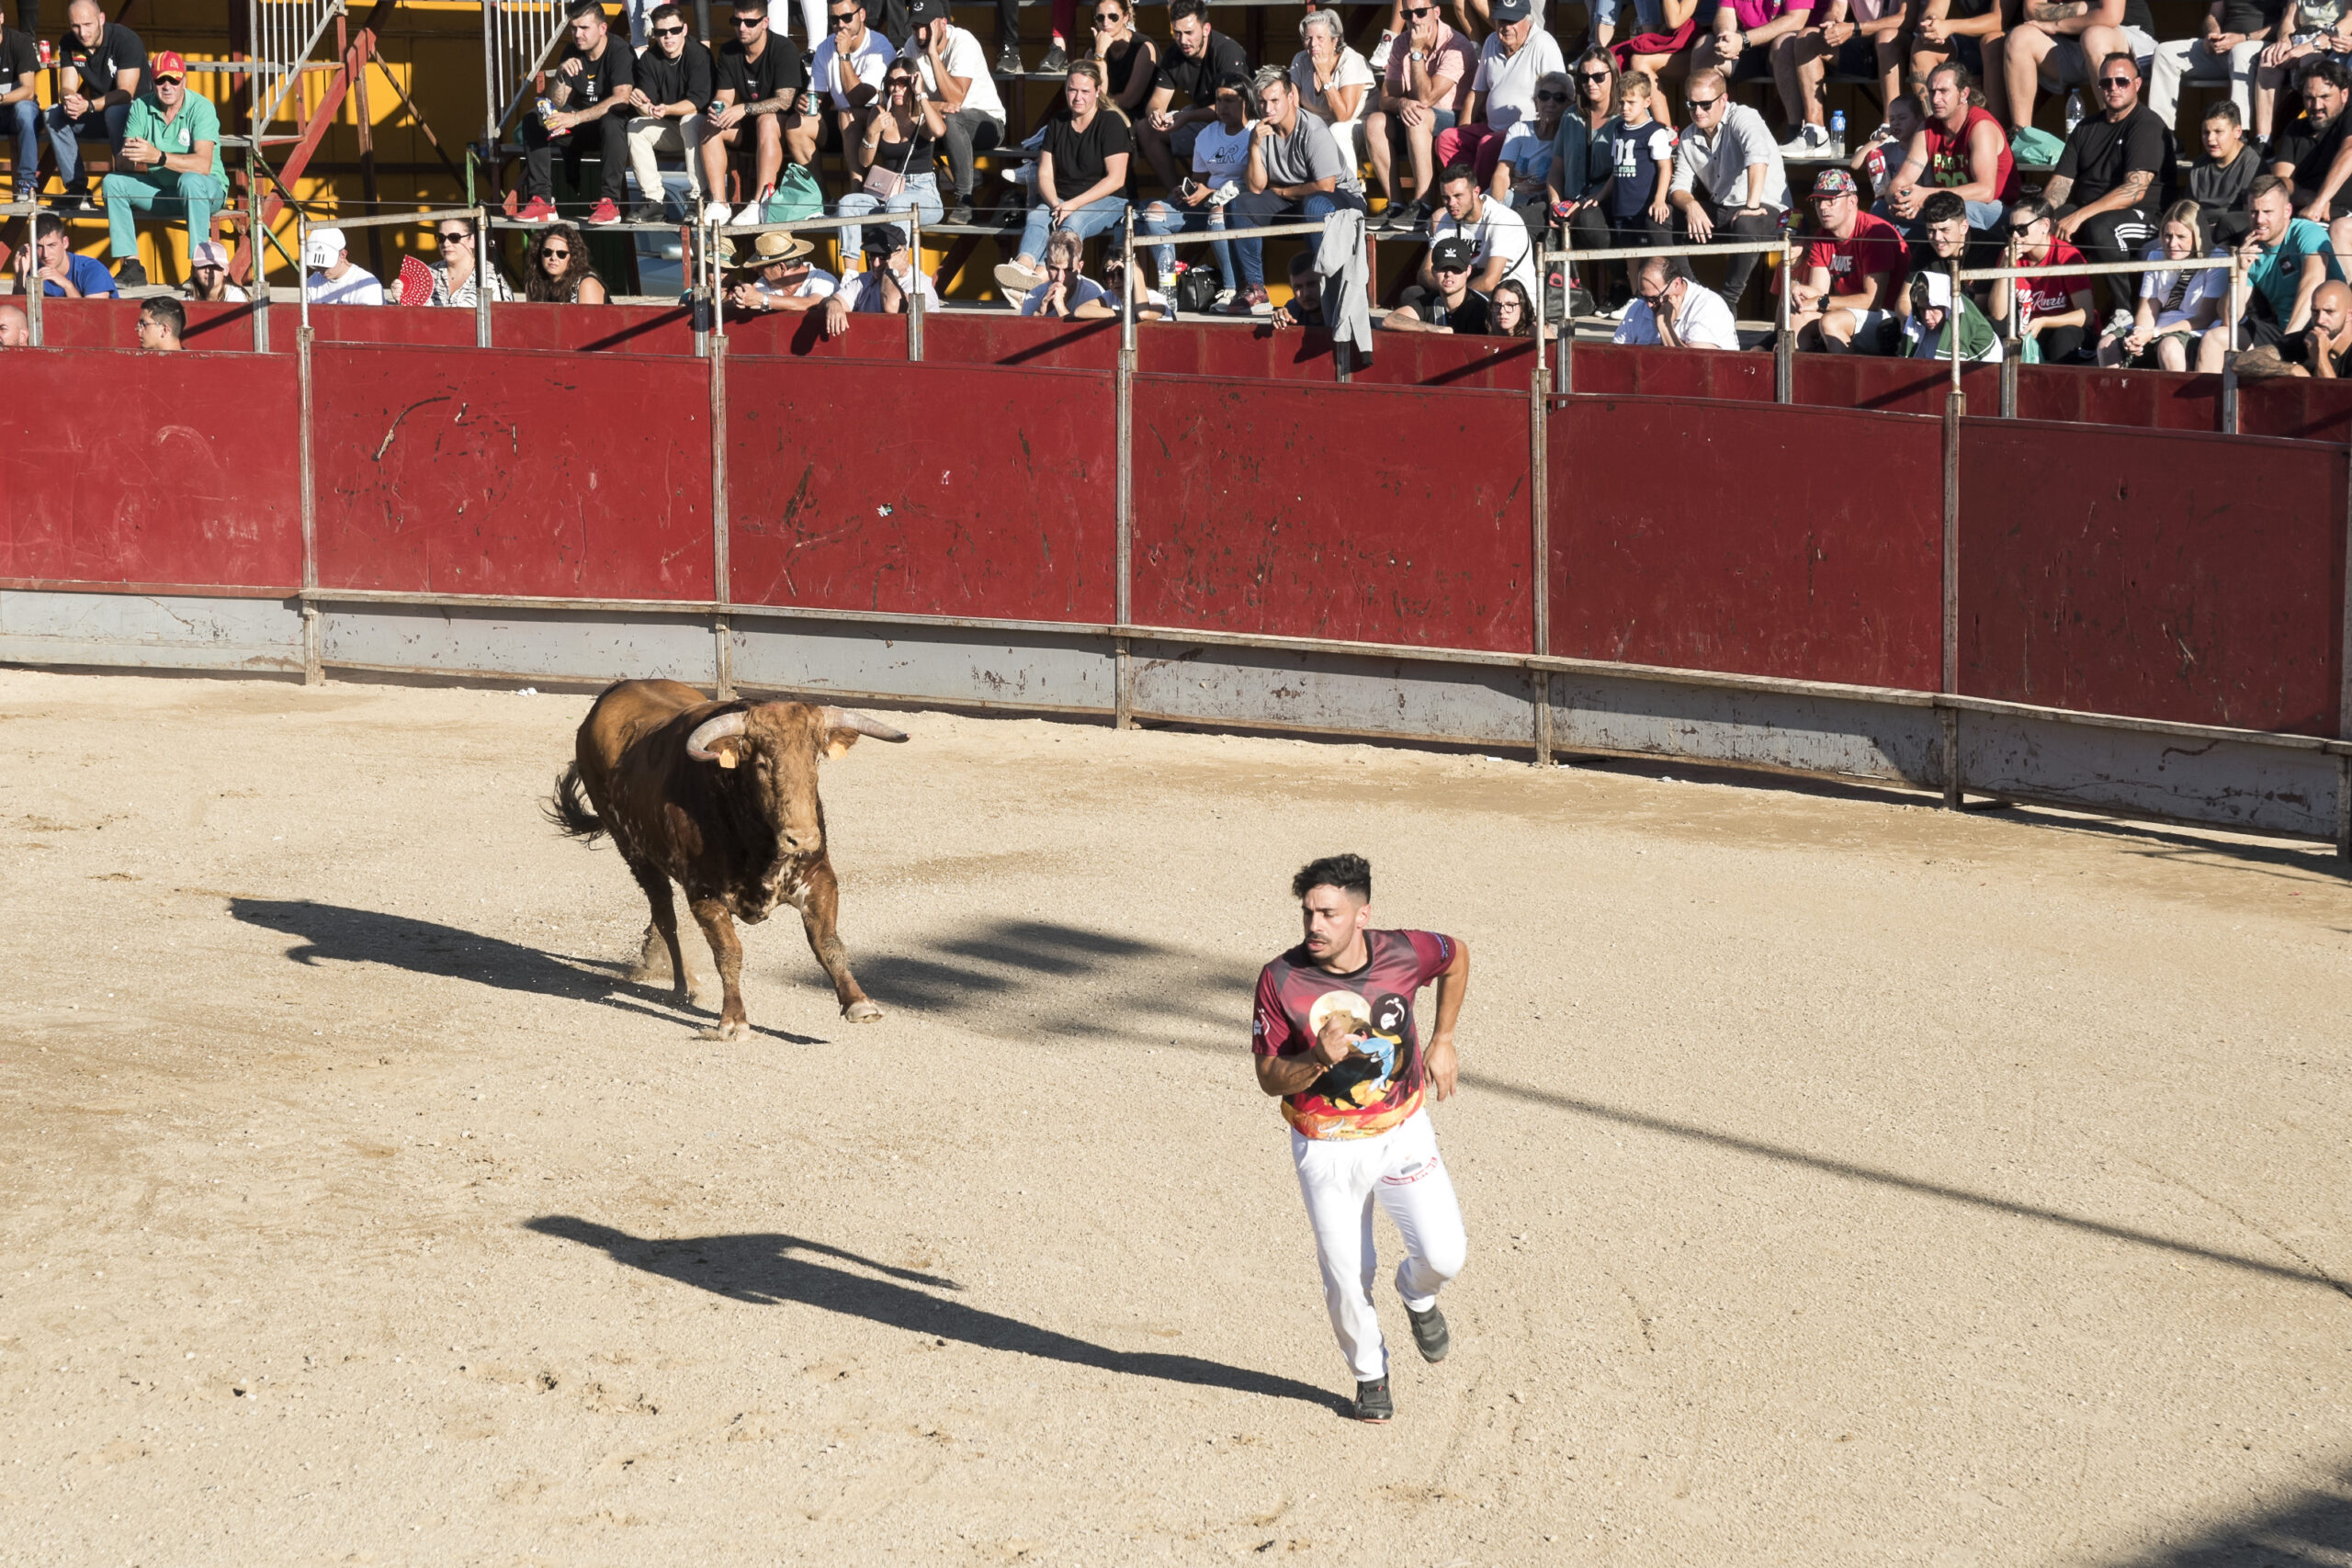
[1988,194,2097,361]
[518,0,635,229]
[1902,266,2004,357]
[1226,66,1366,317]
[701,0,817,229]
[1137,0,1253,197]
[2265,276,2352,372]
[993,62,1130,300]
[623,3,716,224]
[2097,198,2225,367]
[0,305,26,345]
[1490,276,1538,334]
[1137,71,1252,307]
[99,51,222,290]
[1791,166,1908,353]
[2193,98,2262,242]
[1613,252,1740,346]
[523,221,607,303]
[1270,248,1325,326]
[1668,67,1789,310]
[2264,56,2352,245]
[1882,62,2018,236]
[303,226,382,306]
[1894,186,1974,322]
[423,221,508,308]
[184,239,247,303]
[1435,0,1566,186]
[15,210,115,297]
[825,223,941,336]
[133,294,181,351]
[725,228,837,316]
[2045,51,2176,316]
[2198,173,2346,366]
[1366,0,1474,231]
[906,0,1004,228]
[0,14,38,208]
[1021,226,1114,317]
[44,1,145,215]
[1385,232,1492,331]
[2153,0,2278,133]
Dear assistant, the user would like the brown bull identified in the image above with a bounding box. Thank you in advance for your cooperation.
[547,679,908,1039]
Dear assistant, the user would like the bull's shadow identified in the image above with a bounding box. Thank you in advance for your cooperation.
[228,897,824,1043]
[526,1216,1345,1414]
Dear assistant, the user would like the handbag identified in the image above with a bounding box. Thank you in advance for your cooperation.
[860,126,922,200]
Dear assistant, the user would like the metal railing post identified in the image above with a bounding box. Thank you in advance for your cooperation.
[1948,253,1963,400]
[1531,261,1552,768]
[1941,382,1964,809]
[908,209,924,363]
[1998,236,2018,418]
[1114,303,1135,730]
[1555,228,1572,396]
[297,209,311,335]
[298,322,321,685]
[1775,235,1793,403]
[710,333,732,698]
[21,203,41,348]
[2222,253,2243,435]
[1119,205,1136,356]
[474,206,492,348]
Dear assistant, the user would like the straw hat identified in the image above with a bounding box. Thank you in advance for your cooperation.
[752,231,814,264]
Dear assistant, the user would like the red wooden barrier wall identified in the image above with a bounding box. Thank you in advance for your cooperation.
[1959,418,2347,736]
[725,356,1116,622]
[2,348,300,592]
[309,344,715,601]
[1129,375,1534,651]
[1548,397,1944,689]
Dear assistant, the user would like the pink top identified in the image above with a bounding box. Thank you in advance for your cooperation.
[1383,19,1476,118]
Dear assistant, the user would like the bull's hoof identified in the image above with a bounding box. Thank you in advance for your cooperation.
[842,999,884,1023]
[698,1021,752,1042]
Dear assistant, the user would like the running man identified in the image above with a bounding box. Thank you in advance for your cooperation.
[1250,853,1471,1423]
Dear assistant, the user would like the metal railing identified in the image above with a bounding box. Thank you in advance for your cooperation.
[482,0,575,156]
[701,209,933,358]
[250,0,347,131]
[1545,234,1796,399]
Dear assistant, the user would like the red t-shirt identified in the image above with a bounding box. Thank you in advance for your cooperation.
[1252,929,1454,1141]
[1805,211,1907,301]
[1923,106,2020,204]
[2019,240,2092,323]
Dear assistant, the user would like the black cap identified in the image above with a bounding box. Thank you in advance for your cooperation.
[1430,236,1475,272]
[863,223,905,257]
[909,0,949,24]
[1490,0,1533,21]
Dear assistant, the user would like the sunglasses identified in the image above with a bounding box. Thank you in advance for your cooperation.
[830,10,860,24]
[733,14,766,26]
[1535,89,1567,100]
[154,73,184,85]
[2098,74,2133,86]
[1404,6,1435,16]
[542,247,571,259]
[438,230,472,243]
[1685,95,1721,108]
[654,23,687,35]
[1577,71,1611,82]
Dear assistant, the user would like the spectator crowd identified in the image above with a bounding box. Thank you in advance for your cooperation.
[4,0,2350,373]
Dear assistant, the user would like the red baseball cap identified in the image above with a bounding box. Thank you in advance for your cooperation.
[152,50,187,80]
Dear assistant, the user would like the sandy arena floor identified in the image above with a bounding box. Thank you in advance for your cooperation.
[2,668,2348,1566]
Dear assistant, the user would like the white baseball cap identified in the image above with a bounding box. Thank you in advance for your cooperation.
[302,226,347,268]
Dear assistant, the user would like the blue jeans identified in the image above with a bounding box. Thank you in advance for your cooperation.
[1224,188,1366,289]
[44,100,128,194]
[1136,197,1237,290]
[4,97,35,197]
[836,170,944,265]
[1015,193,1127,266]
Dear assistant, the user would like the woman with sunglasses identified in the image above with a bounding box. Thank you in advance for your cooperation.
[836,62,944,273]
[1595,0,1702,125]
[1291,9,1375,164]
[523,222,608,304]
[424,220,513,308]
[1091,0,1159,118]
[1542,48,1620,305]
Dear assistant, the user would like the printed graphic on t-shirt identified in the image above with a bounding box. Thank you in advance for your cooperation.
[1252,929,1453,1140]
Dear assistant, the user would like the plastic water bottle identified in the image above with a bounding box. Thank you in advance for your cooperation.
[2064,89,2085,135]
[1829,110,1847,158]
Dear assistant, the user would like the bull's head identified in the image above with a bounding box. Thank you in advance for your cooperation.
[684,702,909,857]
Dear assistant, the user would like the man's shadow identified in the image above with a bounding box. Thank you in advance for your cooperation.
[526,1216,1346,1415]
[231,897,823,1043]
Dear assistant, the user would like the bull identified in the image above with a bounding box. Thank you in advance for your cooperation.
[546,679,908,1039]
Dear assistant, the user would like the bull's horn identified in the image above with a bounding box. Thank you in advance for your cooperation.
[820,706,910,743]
[685,710,749,760]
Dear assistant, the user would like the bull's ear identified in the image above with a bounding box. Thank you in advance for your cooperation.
[822,731,859,761]
[818,706,910,759]
[710,737,745,769]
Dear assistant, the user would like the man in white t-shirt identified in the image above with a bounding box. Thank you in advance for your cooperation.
[303,226,386,306]
[908,0,1002,223]
[1613,254,1740,349]
[823,226,941,337]
[1434,0,1565,185]
[725,230,839,319]
[1138,71,1253,299]
[1427,163,1536,300]
[810,0,895,175]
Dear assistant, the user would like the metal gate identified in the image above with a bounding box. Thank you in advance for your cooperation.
[247,0,346,130]
[481,0,574,153]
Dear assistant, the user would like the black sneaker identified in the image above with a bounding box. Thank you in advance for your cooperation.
[52,187,93,213]
[1390,198,1430,234]
[1039,41,1069,72]
[113,257,148,288]
[628,200,666,223]
[1407,1303,1451,1362]
[993,41,1023,75]
[1350,1376,1394,1423]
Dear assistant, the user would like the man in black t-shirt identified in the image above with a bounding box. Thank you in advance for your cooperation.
[700,0,817,226]
[1381,235,1493,333]
[519,0,633,226]
[44,2,146,209]
[2048,51,2176,314]
[2265,57,2352,225]
[624,3,716,220]
[1136,0,1250,190]
[0,20,38,204]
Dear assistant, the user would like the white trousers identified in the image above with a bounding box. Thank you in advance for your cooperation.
[1290,1108,1467,1382]
[627,115,706,201]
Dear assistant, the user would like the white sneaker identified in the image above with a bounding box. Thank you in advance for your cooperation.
[993,260,1044,298]
[1214,288,1237,309]
[703,201,733,228]
[1777,123,1829,157]
[1368,29,1396,72]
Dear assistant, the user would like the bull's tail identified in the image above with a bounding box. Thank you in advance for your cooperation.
[544,761,606,843]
